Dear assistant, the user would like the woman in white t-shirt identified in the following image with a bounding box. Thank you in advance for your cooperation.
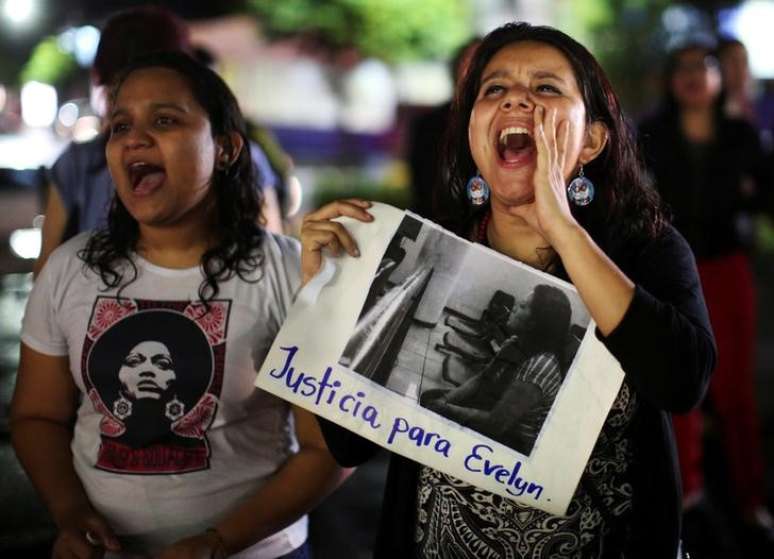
[11,52,347,559]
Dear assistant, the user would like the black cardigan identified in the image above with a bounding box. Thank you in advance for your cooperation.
[639,111,773,260]
[319,224,716,558]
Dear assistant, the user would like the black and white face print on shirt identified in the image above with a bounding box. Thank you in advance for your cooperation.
[81,297,231,474]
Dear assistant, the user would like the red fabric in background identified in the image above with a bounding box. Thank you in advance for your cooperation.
[673,251,764,511]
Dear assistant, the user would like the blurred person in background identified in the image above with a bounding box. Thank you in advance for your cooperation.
[718,36,774,146]
[718,37,756,123]
[406,37,480,220]
[11,52,346,559]
[34,5,282,278]
[639,38,774,557]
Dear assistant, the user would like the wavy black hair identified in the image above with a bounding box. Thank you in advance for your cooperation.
[437,22,666,245]
[79,52,265,302]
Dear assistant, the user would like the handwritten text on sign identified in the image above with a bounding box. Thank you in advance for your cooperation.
[269,345,545,500]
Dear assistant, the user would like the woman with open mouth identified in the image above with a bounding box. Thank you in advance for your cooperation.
[11,53,348,559]
[301,22,716,559]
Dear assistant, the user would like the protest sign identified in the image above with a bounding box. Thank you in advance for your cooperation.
[256,203,624,515]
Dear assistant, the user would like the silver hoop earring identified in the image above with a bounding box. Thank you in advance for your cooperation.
[567,165,595,206]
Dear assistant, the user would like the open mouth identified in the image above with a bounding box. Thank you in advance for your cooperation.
[497,126,534,163]
[127,162,166,193]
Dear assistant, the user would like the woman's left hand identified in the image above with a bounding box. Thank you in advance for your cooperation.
[515,105,579,245]
[153,531,224,559]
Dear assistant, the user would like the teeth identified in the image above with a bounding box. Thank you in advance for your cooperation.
[499,126,530,144]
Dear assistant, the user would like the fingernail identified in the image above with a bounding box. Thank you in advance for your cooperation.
[353,248,360,257]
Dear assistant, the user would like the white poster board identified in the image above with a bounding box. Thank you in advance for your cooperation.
[256,203,624,515]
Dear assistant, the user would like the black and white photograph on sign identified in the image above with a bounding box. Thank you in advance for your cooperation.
[257,203,628,512]
[338,214,590,456]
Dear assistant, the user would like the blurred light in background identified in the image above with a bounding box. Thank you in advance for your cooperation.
[0,84,6,112]
[20,81,56,127]
[1,0,37,28]
[661,4,715,51]
[720,1,774,78]
[55,99,100,142]
[239,59,339,129]
[339,59,397,133]
[662,5,696,33]
[394,62,452,106]
[284,175,303,218]
[71,115,100,143]
[0,128,65,169]
[9,227,41,260]
[57,101,78,128]
[58,25,100,67]
[74,25,100,66]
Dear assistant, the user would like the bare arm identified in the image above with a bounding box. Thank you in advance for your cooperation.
[440,337,524,407]
[10,343,120,557]
[261,186,284,235]
[33,183,68,279]
[438,363,547,456]
[442,372,484,405]
[441,375,543,435]
[156,406,351,558]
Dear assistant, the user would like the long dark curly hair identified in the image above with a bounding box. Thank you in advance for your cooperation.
[437,22,666,245]
[79,52,265,302]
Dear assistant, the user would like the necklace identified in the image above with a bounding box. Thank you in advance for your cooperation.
[475,212,558,273]
[476,211,491,245]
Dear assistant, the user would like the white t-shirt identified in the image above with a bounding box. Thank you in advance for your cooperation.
[22,232,305,558]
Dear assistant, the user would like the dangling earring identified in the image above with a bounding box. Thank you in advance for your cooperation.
[113,395,133,420]
[567,165,595,206]
[165,396,185,421]
[466,172,490,207]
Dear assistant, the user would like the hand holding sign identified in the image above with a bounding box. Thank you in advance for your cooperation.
[300,199,373,284]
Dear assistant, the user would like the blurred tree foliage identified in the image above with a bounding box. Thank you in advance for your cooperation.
[559,0,674,115]
[247,0,472,62]
[310,162,412,209]
[19,36,77,85]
